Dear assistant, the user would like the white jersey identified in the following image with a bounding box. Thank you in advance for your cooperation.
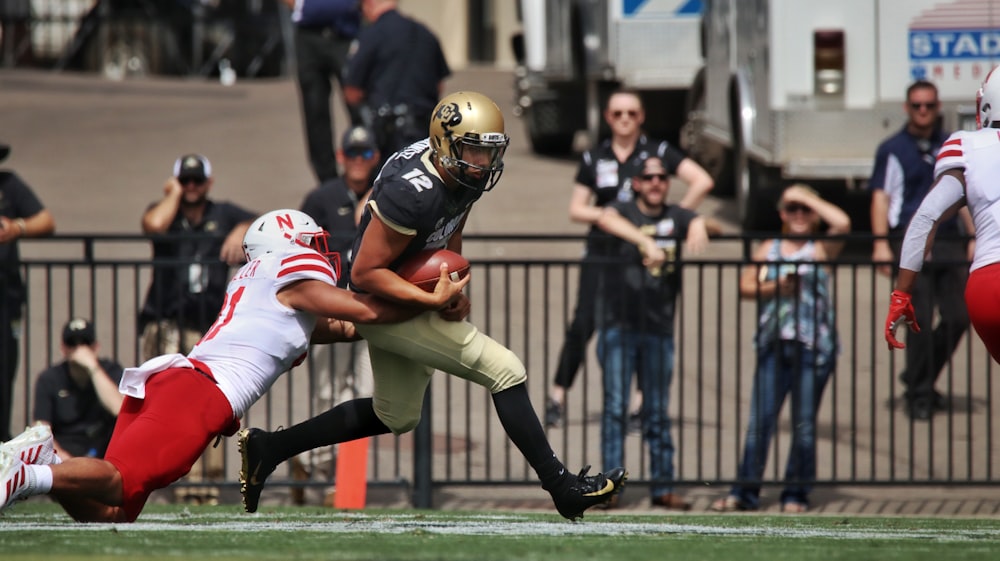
[935,128,1000,272]
[167,245,336,416]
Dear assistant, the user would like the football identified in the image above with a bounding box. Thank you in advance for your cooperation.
[397,248,470,292]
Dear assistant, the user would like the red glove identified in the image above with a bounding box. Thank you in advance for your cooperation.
[885,290,920,350]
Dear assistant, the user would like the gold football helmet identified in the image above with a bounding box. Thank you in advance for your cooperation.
[429,91,509,191]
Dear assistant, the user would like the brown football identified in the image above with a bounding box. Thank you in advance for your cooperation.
[396,249,470,292]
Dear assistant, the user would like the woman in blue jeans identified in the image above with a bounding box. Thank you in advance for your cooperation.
[713,184,850,513]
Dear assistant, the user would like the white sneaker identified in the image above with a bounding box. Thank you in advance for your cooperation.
[1,425,60,465]
[0,449,32,513]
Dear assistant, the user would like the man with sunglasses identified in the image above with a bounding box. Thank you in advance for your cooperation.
[294,126,381,505]
[593,155,709,510]
[545,88,714,429]
[869,80,973,421]
[138,153,256,503]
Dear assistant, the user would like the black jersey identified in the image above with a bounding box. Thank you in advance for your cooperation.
[600,200,697,334]
[350,139,480,290]
[575,135,686,208]
[575,135,686,251]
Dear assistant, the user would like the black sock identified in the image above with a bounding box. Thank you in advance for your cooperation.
[491,383,568,490]
[268,397,390,463]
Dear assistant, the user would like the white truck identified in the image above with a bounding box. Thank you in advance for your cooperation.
[511,0,704,154]
[684,0,1000,230]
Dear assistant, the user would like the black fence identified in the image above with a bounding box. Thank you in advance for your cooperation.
[7,233,998,508]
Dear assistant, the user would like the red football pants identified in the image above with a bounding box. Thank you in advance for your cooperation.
[965,263,1000,364]
[103,366,236,521]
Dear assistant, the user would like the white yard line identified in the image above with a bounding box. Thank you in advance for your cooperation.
[2,512,998,542]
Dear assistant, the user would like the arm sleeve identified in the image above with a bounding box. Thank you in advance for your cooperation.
[868,143,890,192]
[899,173,966,272]
[658,142,687,174]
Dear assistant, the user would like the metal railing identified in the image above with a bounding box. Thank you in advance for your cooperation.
[7,233,998,508]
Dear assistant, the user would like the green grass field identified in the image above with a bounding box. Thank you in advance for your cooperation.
[2,502,999,561]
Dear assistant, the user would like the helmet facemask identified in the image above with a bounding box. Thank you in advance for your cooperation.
[439,131,508,192]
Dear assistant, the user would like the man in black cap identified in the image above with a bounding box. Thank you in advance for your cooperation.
[0,142,56,441]
[32,318,124,459]
[294,125,380,505]
[139,153,256,504]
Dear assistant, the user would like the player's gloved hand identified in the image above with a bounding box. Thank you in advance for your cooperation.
[885,290,920,350]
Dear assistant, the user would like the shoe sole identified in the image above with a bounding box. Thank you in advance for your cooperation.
[236,428,256,513]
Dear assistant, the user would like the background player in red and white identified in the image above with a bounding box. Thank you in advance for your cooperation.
[886,65,1000,363]
[239,91,627,521]
[0,209,426,521]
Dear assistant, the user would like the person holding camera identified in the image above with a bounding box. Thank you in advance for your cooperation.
[711,184,849,514]
[32,318,124,460]
[342,0,450,162]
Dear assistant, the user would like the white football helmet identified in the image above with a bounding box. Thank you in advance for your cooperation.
[242,209,336,267]
[977,65,1000,129]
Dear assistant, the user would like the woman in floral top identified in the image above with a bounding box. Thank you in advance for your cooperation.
[713,184,850,513]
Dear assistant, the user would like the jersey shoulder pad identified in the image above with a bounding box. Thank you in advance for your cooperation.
[935,130,967,173]
[273,246,338,288]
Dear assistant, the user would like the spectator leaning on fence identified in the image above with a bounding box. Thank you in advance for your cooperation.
[713,184,849,514]
[545,88,714,430]
[138,153,255,505]
[593,155,708,511]
[0,142,56,442]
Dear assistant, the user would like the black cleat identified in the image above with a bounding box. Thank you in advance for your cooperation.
[238,428,278,513]
[550,465,627,521]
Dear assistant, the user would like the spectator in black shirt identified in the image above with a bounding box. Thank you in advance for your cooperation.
[344,0,450,159]
[545,89,714,429]
[33,319,124,459]
[0,142,56,441]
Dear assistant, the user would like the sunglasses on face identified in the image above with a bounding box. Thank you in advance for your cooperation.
[344,148,375,160]
[909,101,938,111]
[611,109,639,119]
[177,177,206,186]
[640,173,667,181]
[782,203,813,214]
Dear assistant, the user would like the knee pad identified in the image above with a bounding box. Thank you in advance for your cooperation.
[372,399,422,435]
[476,344,526,393]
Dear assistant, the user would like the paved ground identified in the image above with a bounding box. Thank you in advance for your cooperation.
[3,67,998,518]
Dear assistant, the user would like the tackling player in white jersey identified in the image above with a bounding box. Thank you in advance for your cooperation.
[886,65,1000,363]
[0,209,457,522]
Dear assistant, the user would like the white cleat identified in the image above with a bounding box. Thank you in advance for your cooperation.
[0,449,32,513]
[1,425,60,465]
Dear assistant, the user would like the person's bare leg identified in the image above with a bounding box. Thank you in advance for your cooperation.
[49,457,128,522]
